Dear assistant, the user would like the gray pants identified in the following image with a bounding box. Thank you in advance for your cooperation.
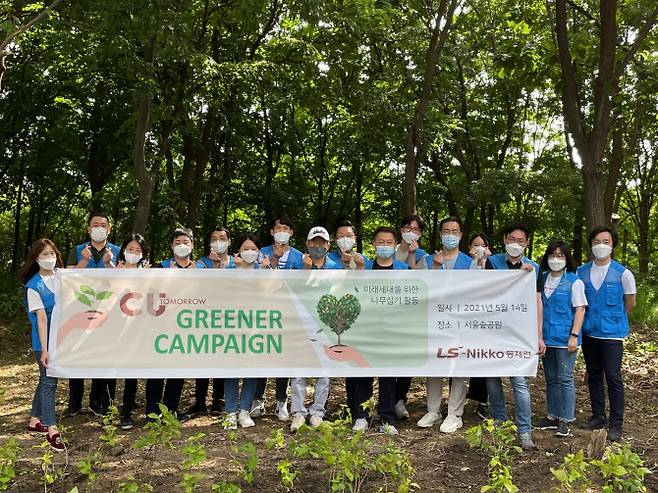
[31,351,58,427]
[290,377,330,417]
[425,377,468,417]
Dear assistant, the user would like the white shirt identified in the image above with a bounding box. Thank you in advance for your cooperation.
[589,261,636,294]
[277,249,290,269]
[27,274,56,312]
[544,274,587,307]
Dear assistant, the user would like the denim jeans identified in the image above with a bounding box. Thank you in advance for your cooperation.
[291,377,330,417]
[224,379,257,413]
[486,376,532,435]
[582,335,624,429]
[31,351,58,427]
[543,347,577,422]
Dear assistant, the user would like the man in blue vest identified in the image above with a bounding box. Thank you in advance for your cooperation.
[577,226,636,442]
[417,216,475,433]
[485,223,544,450]
[63,212,121,419]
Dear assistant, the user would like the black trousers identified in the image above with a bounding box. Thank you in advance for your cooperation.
[254,378,289,402]
[346,377,373,420]
[145,378,184,416]
[68,379,116,410]
[191,378,224,410]
[466,377,489,404]
[395,377,412,403]
[122,379,138,417]
[582,335,624,429]
[378,377,397,425]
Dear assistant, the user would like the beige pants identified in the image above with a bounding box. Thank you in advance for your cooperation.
[426,377,468,417]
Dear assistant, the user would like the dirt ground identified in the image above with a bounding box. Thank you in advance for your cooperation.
[1,321,656,493]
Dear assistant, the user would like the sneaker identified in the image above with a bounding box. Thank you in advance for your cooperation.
[476,403,490,420]
[249,399,265,418]
[276,400,290,421]
[47,433,65,452]
[378,423,399,435]
[607,427,622,442]
[62,406,82,419]
[394,400,409,420]
[417,412,442,428]
[290,414,306,432]
[238,410,255,428]
[181,404,207,421]
[309,415,324,428]
[210,405,223,417]
[439,415,463,434]
[28,422,49,434]
[518,432,537,450]
[88,405,103,417]
[120,415,134,431]
[534,416,558,430]
[582,415,608,430]
[352,418,369,432]
[223,413,238,430]
[555,420,571,437]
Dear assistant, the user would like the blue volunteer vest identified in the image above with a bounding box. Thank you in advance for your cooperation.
[74,242,121,268]
[199,255,235,269]
[328,250,367,267]
[261,245,304,269]
[488,253,540,274]
[428,250,472,270]
[541,272,581,347]
[312,256,343,270]
[365,258,409,270]
[577,260,629,339]
[25,273,56,351]
[161,258,207,269]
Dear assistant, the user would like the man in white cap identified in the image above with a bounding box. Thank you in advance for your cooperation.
[302,226,342,271]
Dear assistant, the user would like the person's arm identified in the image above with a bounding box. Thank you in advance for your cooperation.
[35,309,49,367]
[69,245,92,268]
[536,292,545,355]
[621,269,637,314]
[568,306,585,352]
[624,294,636,314]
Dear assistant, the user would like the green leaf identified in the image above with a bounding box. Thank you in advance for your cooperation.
[74,292,93,307]
[95,291,112,301]
[79,285,95,295]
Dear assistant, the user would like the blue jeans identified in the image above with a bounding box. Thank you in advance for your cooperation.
[31,351,58,427]
[224,378,257,413]
[543,347,577,422]
[486,377,532,435]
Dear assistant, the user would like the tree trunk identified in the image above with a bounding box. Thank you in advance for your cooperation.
[11,169,24,272]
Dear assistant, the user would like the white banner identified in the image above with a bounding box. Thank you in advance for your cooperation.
[48,269,539,378]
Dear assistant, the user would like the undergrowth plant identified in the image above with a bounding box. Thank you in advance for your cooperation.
[180,432,207,493]
[0,437,20,491]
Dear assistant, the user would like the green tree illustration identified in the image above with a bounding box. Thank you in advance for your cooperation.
[316,293,361,346]
[74,285,112,313]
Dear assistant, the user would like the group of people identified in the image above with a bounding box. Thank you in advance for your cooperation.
[21,211,636,453]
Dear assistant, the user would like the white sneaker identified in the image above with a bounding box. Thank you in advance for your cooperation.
[223,412,238,430]
[290,414,306,432]
[378,423,399,435]
[238,410,255,428]
[352,418,369,432]
[309,414,324,428]
[417,412,442,428]
[439,415,463,433]
[276,400,290,421]
[249,399,265,418]
[394,399,409,419]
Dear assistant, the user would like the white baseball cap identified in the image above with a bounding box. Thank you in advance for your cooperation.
[307,226,330,241]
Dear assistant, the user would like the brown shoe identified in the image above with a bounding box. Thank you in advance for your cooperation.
[28,422,49,434]
[46,433,65,452]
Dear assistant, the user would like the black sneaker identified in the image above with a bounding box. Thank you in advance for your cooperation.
[181,404,207,421]
[120,415,134,430]
[582,415,608,430]
[62,406,82,418]
[607,427,622,442]
[555,420,571,437]
[476,403,490,420]
[534,416,558,430]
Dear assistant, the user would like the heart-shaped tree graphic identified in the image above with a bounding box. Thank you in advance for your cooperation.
[316,293,361,347]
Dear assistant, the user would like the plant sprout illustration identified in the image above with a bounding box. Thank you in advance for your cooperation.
[316,293,361,349]
[75,285,112,319]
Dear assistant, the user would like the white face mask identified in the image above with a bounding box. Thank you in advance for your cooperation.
[273,231,291,244]
[37,257,57,271]
[591,243,613,260]
[548,257,566,272]
[90,227,108,243]
[211,240,229,254]
[124,252,143,265]
[240,250,259,264]
[505,242,525,258]
[401,231,419,244]
[173,244,192,258]
[336,237,356,252]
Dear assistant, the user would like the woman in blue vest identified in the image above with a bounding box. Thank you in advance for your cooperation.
[534,240,586,438]
[183,227,233,421]
[115,233,150,430]
[20,239,65,452]
[578,226,636,442]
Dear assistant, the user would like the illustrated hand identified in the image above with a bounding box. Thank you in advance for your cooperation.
[323,345,369,367]
[57,310,110,345]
